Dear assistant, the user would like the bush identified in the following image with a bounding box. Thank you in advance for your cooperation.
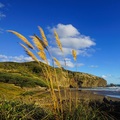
[0,72,47,88]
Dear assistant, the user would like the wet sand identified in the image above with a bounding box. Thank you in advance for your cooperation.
[56,89,120,102]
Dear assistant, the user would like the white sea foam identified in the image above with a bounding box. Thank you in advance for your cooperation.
[107,95,120,99]
[78,87,120,99]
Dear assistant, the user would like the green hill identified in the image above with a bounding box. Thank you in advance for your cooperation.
[0,61,107,88]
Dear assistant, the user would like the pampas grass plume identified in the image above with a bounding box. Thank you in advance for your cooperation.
[72,49,77,61]
[38,26,48,46]
[53,57,61,68]
[8,30,34,49]
[38,51,47,63]
[54,30,63,52]
[20,43,39,62]
[30,36,44,51]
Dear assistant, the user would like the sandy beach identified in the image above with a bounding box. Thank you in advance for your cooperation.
[55,89,120,102]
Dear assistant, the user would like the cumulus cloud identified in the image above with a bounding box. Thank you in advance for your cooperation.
[54,58,84,68]
[59,59,74,68]
[48,24,96,57]
[102,75,107,79]
[49,24,95,48]
[0,54,33,62]
[101,74,112,79]
[51,24,80,38]
[0,54,51,65]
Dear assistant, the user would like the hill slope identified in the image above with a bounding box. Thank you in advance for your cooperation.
[0,61,107,88]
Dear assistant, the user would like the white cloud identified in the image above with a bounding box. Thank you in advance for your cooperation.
[50,47,72,56]
[48,23,96,57]
[49,24,95,48]
[101,74,112,79]
[0,3,4,8]
[60,36,95,49]
[102,75,107,79]
[0,54,33,62]
[59,60,74,68]
[51,24,80,38]
[54,58,84,68]
[50,46,91,58]
[0,55,7,59]
[0,54,51,65]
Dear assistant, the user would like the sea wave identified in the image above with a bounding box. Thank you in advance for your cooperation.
[78,87,120,99]
[79,87,120,91]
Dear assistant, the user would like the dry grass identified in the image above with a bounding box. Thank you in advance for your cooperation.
[20,43,39,63]
[72,49,77,61]
[54,30,63,52]
[8,26,79,120]
[53,57,61,68]
[8,30,34,49]
[38,51,47,63]
[38,26,48,46]
[31,36,44,51]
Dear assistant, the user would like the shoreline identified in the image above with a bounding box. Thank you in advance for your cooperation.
[79,90,120,101]
[56,89,120,102]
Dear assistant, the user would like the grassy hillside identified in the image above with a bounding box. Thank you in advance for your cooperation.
[0,61,107,88]
[0,82,24,99]
[0,61,48,88]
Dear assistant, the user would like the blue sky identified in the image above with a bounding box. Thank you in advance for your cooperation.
[0,0,120,84]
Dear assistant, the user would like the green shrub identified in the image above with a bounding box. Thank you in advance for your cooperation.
[0,72,47,88]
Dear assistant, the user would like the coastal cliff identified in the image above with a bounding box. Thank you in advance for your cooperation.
[0,62,107,88]
[68,71,107,87]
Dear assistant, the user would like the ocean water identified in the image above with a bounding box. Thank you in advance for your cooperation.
[78,87,120,99]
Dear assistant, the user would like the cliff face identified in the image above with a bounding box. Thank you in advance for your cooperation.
[68,71,107,87]
[0,62,107,88]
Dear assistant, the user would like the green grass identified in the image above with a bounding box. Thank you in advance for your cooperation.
[0,61,106,88]
[1,27,108,120]
[0,72,47,88]
[0,98,118,120]
[0,100,54,120]
[0,82,24,99]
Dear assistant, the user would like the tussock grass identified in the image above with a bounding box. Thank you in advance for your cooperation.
[0,100,54,120]
[8,27,68,115]
[7,26,116,120]
[8,30,34,49]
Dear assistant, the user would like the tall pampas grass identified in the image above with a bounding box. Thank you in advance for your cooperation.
[20,43,39,63]
[72,49,77,61]
[72,49,78,108]
[30,36,44,51]
[53,57,61,68]
[38,51,47,63]
[54,30,63,52]
[8,30,34,49]
[38,26,48,46]
[34,34,48,51]
[8,27,80,120]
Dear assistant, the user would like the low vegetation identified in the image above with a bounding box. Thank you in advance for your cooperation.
[0,26,110,120]
[0,61,106,88]
[0,98,119,120]
[0,100,54,120]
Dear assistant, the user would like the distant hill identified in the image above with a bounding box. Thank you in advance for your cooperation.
[0,61,107,88]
